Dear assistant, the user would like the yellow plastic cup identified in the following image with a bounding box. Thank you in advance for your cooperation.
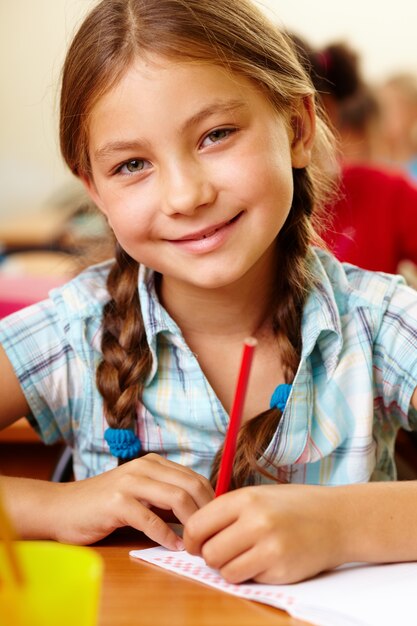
[0,541,103,626]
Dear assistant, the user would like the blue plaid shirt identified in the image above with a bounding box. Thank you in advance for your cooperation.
[1,248,417,482]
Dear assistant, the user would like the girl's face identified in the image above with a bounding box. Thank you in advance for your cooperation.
[83,55,313,293]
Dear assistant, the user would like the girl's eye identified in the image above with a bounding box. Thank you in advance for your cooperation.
[201,127,236,148]
[116,159,148,175]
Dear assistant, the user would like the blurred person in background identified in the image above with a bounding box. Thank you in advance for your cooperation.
[292,37,417,281]
[377,73,417,182]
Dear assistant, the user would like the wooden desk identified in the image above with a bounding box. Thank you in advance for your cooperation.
[92,530,311,626]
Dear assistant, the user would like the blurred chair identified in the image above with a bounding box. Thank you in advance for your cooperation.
[50,445,73,483]
[395,430,417,480]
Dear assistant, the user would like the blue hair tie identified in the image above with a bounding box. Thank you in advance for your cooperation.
[270,383,292,412]
[104,428,141,459]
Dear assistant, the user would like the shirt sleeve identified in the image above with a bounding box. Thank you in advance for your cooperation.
[373,281,417,430]
[0,299,86,445]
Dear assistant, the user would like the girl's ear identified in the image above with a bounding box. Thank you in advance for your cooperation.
[79,174,108,216]
[290,96,316,169]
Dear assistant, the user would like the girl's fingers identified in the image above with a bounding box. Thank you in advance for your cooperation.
[128,455,214,507]
[219,544,300,585]
[199,521,254,571]
[183,494,240,554]
[133,457,213,504]
[136,453,209,484]
[219,545,264,584]
[126,476,208,524]
[76,454,214,546]
[121,497,184,550]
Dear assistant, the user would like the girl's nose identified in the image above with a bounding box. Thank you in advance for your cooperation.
[160,161,217,216]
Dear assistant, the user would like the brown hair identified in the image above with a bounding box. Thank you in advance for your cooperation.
[60,0,335,486]
[306,41,363,103]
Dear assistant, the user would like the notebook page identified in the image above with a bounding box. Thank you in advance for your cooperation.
[130,546,417,626]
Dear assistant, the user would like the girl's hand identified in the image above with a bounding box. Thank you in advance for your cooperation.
[51,453,214,548]
[183,484,347,584]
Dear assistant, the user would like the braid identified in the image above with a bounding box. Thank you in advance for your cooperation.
[96,243,152,439]
[210,168,315,489]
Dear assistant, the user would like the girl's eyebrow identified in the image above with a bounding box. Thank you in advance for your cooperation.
[181,98,246,132]
[93,99,246,162]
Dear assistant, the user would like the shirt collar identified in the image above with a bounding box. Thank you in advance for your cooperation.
[301,248,344,379]
[138,264,189,383]
[138,248,345,384]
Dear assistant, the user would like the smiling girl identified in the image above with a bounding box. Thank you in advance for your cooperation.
[1,0,417,585]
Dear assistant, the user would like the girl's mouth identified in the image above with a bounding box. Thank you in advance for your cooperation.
[175,212,243,242]
[168,211,243,253]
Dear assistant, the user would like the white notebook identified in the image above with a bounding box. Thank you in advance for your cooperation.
[130,546,417,626]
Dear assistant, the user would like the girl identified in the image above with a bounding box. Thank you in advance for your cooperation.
[1,0,417,586]
[377,73,417,181]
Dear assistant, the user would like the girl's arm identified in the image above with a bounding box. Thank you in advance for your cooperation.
[184,480,417,584]
[2,456,213,548]
[0,345,214,548]
[0,345,31,428]
[184,385,417,584]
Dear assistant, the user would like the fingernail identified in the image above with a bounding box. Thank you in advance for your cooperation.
[175,537,185,551]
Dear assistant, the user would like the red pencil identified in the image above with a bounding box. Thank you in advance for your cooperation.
[215,337,257,497]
